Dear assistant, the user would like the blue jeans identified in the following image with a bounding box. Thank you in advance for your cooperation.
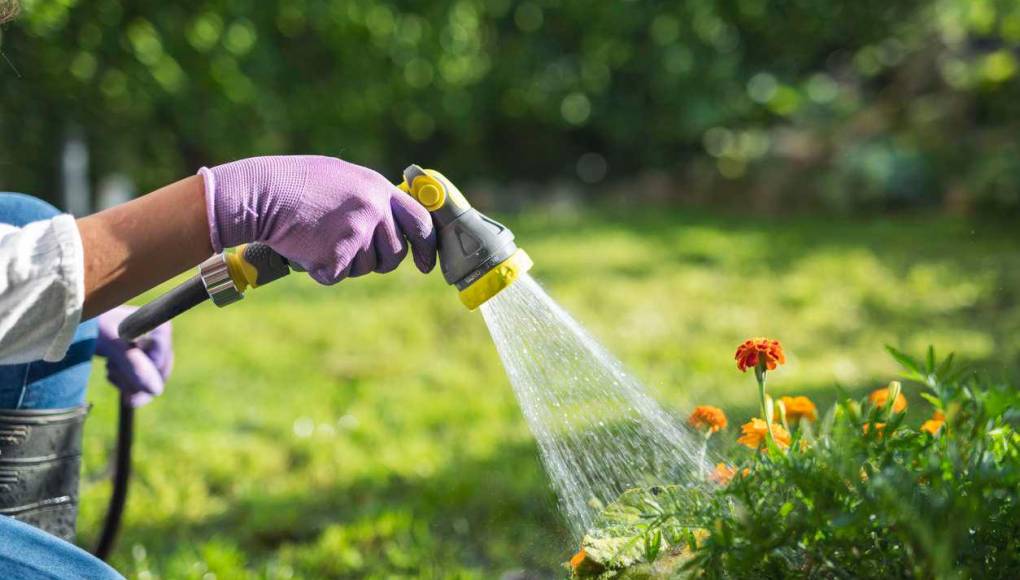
[0,193,122,579]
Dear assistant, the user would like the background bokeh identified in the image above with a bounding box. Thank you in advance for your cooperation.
[2,0,1019,578]
[2,0,1020,212]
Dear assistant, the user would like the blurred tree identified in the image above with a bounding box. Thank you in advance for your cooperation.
[0,0,1017,212]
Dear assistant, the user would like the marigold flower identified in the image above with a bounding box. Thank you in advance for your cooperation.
[735,338,786,372]
[709,463,749,485]
[569,548,604,576]
[569,549,588,569]
[688,405,728,433]
[779,396,817,422]
[737,418,791,450]
[710,463,736,484]
[862,422,886,435]
[868,386,907,413]
[921,410,946,435]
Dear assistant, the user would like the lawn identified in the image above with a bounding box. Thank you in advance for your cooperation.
[75,207,1020,579]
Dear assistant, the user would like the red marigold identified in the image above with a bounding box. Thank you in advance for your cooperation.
[735,338,786,372]
[688,405,728,433]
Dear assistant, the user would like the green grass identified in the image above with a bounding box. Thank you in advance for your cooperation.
[75,207,1020,579]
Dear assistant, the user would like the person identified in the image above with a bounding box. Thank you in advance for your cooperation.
[0,10,438,570]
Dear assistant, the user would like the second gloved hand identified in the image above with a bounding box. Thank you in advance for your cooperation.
[200,156,437,285]
[95,306,173,408]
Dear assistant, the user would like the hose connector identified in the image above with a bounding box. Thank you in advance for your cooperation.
[199,253,243,307]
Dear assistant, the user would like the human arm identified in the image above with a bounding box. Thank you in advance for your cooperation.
[2,155,436,365]
[77,175,211,320]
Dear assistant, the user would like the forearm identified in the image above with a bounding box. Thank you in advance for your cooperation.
[77,175,212,320]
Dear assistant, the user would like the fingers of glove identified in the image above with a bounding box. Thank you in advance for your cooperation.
[348,244,378,278]
[105,366,146,407]
[308,247,353,285]
[373,214,408,274]
[115,348,166,396]
[390,192,437,274]
[140,322,174,380]
[107,365,155,408]
[94,332,121,359]
[128,391,154,408]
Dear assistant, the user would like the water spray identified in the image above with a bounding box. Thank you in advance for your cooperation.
[113,164,698,550]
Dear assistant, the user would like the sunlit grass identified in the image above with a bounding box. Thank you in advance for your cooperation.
[76,208,1020,578]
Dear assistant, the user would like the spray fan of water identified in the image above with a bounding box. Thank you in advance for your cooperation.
[480,274,705,538]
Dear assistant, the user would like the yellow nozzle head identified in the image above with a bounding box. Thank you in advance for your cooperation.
[458,249,533,310]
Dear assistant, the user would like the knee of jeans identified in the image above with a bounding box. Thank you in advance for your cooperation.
[0,193,63,227]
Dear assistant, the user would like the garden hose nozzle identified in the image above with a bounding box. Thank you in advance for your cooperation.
[399,164,532,310]
[119,164,530,339]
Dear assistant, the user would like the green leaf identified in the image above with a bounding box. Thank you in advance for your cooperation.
[779,502,794,518]
[936,352,955,379]
[885,345,924,381]
[643,529,662,561]
[919,392,942,408]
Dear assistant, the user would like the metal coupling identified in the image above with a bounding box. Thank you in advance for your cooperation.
[198,253,244,307]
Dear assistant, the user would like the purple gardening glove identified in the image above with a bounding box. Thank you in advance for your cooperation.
[95,306,173,408]
[199,155,437,284]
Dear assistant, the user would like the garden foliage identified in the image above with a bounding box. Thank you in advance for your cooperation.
[570,347,1020,579]
[2,0,1018,212]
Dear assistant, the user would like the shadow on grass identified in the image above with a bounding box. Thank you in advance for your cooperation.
[107,438,573,577]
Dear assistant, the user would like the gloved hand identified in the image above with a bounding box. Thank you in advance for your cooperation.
[95,306,173,408]
[199,156,437,285]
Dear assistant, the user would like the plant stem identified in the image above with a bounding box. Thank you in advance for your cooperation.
[699,431,711,479]
[755,363,775,446]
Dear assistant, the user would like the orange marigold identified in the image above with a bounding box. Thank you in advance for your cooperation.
[868,386,907,413]
[735,338,786,372]
[921,410,946,435]
[737,418,791,450]
[569,548,604,576]
[688,405,728,433]
[779,396,818,422]
[863,422,886,435]
[710,463,736,484]
[709,463,750,485]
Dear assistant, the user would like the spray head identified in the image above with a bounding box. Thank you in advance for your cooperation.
[400,165,532,310]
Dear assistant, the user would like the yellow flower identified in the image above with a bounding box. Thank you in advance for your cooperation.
[779,396,817,422]
[688,405,728,433]
[921,410,946,435]
[868,386,907,413]
[737,418,791,450]
[735,337,786,372]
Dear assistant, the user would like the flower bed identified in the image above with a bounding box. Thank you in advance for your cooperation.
[568,342,1020,578]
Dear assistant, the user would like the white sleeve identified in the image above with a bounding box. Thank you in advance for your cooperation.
[0,215,86,364]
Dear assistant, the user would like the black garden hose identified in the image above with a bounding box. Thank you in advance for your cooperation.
[95,243,293,561]
[93,398,133,562]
